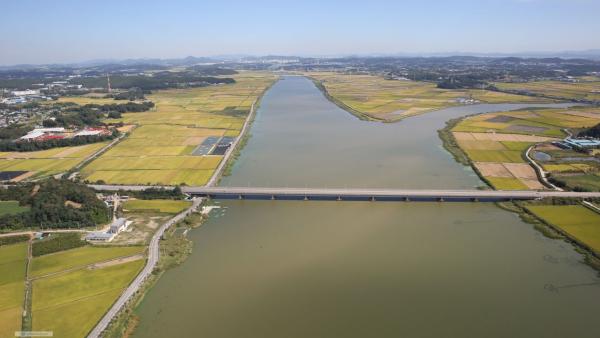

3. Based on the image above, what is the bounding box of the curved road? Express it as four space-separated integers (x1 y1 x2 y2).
87 197 202 338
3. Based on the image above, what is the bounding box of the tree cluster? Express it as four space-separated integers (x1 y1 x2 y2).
128 186 185 200
0 131 118 152
32 233 86 256
578 122 600 139
0 179 111 230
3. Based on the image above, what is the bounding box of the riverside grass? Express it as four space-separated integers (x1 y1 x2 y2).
123 199 191 214
526 205 600 253
81 72 277 185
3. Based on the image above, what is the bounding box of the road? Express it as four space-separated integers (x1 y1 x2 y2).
205 100 257 187
86 197 202 338
88 185 600 201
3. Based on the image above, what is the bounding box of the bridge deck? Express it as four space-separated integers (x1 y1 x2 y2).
179 187 600 202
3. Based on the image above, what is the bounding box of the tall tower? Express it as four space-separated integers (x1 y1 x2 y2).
106 73 112 93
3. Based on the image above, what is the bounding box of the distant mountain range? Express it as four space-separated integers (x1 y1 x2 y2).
2 50 600 70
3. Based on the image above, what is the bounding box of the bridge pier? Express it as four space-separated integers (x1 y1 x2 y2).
238 194 243 200
304 196 309 201
438 197 444 202
337 196 342 201
370 196 376 202
271 195 275 200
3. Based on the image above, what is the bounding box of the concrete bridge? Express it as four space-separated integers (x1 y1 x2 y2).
182 186 600 202
89 185 600 202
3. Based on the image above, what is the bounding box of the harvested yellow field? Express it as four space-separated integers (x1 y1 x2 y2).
308 72 550 121
474 162 543 190
474 163 513 177
453 108 600 137
503 163 537 179
452 132 555 143
82 72 277 185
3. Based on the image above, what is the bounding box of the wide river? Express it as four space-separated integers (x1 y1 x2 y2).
134 76 600 338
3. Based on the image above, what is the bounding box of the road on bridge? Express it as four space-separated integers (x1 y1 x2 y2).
88 185 600 201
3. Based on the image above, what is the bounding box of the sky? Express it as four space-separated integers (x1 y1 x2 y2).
1 0 600 65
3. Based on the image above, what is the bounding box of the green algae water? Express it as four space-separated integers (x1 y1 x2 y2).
133 76 599 338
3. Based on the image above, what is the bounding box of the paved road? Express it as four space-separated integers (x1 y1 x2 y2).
88 185 600 201
87 197 202 338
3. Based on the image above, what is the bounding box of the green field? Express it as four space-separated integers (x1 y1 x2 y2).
526 205 600 253
308 72 552 121
486 177 529 190
558 174 600 192
30 246 144 278
32 260 144 338
464 149 524 163
0 201 29 216
123 199 191 214
0 243 28 338
81 72 277 185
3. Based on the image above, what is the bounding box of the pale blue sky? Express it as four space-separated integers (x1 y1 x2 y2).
1 0 599 65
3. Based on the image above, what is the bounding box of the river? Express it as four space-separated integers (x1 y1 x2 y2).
133 76 600 338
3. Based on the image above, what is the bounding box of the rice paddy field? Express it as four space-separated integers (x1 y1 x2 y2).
450 107 600 190
30 246 144 278
30 245 145 338
81 72 277 185
526 205 600 253
0 142 109 181
54 96 120 105
493 78 600 102
308 73 552 121
0 242 27 338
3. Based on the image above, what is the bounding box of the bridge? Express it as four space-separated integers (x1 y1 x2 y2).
90 185 600 202
183 187 600 202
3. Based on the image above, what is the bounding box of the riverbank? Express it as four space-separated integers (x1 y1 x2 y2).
308 76 382 122
131 77 600 338
439 108 600 272
101 209 207 338
218 78 279 181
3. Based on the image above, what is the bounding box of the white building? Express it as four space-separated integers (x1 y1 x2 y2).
11 89 40 96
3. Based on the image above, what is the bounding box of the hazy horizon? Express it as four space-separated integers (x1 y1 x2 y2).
2 0 600 65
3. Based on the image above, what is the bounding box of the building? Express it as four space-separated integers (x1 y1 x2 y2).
11 89 40 97
108 217 131 234
563 137 600 149
85 217 131 242
19 127 66 141
85 231 116 242
74 128 110 137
